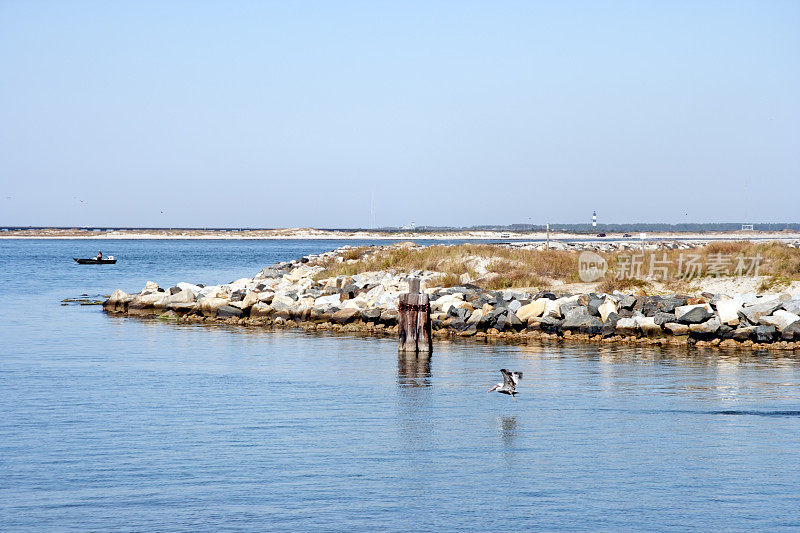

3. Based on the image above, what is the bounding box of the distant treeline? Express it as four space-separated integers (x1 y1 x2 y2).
369 223 800 233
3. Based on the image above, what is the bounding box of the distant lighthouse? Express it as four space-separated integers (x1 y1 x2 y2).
592 211 597 229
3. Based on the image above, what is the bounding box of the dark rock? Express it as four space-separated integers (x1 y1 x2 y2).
536 316 562 334
732 326 756 341
559 301 582 317
217 305 243 318
230 289 245 302
562 309 603 336
505 311 524 330
754 325 776 343
299 256 310 263
617 295 636 310
169 286 181 295
718 324 735 339
340 284 359 300
587 297 605 317
701 292 715 300
653 312 675 326
781 321 800 341
617 308 634 318
658 296 687 313
678 307 714 324
601 313 619 337
641 297 661 317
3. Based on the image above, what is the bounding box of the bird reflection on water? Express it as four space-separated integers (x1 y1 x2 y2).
498 416 518 448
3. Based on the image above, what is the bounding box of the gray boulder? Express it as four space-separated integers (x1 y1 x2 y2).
754 325 777 343
676 305 714 324
689 319 720 335
738 300 782 325
653 312 676 326
658 296 687 313
217 305 243 318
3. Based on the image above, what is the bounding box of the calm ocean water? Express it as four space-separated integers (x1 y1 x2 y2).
1 239 799 531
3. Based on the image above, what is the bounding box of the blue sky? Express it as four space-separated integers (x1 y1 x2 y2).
1 1 798 228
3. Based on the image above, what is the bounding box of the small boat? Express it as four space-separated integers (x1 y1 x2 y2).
73 257 117 264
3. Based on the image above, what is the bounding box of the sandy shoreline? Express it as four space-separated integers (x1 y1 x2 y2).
2 228 800 241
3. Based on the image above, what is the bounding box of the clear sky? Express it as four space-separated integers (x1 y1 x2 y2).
1 1 798 228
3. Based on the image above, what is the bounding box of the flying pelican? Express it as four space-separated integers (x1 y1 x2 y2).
488 369 522 400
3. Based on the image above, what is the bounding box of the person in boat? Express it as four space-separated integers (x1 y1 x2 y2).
95 250 102 260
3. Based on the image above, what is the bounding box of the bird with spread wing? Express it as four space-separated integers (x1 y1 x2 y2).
488 369 522 400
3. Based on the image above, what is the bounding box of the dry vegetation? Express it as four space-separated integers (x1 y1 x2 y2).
312 241 800 292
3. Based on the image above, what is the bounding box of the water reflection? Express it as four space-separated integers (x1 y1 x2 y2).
397 353 432 388
498 416 517 448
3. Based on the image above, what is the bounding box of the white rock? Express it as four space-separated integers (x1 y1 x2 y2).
715 296 743 326
760 310 800 332
467 308 485 324
616 317 638 336
314 294 341 307
598 299 618 322
517 299 547 322
142 281 160 294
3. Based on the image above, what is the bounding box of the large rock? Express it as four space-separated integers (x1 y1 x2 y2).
732 326 757 340
103 289 135 312
658 296 687 313
689 318 720 335
250 302 272 317
653 312 675 326
587 296 605 317
176 282 203 296
782 298 800 316
754 325 776 343
715 296 743 326
598 299 618 322
198 297 229 317
638 317 662 337
142 281 160 294
496 311 524 331
467 308 485 325
529 316 562 334
314 294 341 308
615 317 638 336
561 308 603 335
759 309 800 332
270 295 296 312
781 321 800 341
516 299 547 322
360 308 382 322
601 313 619 337
675 304 714 324
332 308 360 324
738 299 782 325
165 289 195 306
217 305 243 318
664 323 690 336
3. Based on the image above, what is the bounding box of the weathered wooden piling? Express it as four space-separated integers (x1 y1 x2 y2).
398 277 432 353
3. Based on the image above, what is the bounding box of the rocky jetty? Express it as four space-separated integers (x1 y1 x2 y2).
103 249 800 351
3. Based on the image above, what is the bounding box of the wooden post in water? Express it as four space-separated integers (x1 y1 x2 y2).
398 277 432 353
